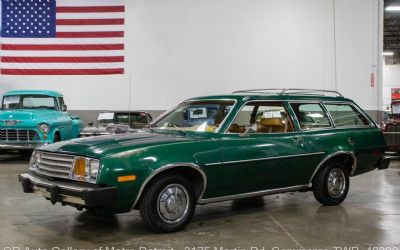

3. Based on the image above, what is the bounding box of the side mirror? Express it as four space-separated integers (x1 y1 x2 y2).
62 104 67 111
88 122 94 126
239 126 256 137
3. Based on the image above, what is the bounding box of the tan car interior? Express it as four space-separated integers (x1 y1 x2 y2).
228 105 294 134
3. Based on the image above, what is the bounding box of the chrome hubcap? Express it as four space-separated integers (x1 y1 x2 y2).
327 168 346 198
157 184 189 224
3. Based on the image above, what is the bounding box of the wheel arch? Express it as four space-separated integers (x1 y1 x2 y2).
309 151 357 185
132 163 207 209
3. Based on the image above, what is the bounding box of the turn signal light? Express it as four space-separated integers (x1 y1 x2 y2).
74 158 86 178
117 175 136 182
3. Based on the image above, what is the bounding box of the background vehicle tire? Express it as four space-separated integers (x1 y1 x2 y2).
312 161 350 206
139 173 196 233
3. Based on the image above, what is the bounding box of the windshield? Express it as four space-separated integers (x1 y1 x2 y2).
2 95 58 110
97 112 149 128
152 100 235 133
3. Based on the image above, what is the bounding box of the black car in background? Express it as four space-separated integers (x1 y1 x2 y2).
79 111 153 137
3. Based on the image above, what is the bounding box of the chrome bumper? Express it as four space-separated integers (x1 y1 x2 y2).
0 142 47 150
19 172 118 208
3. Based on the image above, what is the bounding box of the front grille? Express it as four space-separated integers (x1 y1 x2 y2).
0 129 36 141
36 152 75 179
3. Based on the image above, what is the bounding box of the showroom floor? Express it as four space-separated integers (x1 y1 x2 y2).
1 153 399 249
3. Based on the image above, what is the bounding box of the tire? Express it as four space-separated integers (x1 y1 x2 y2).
312 161 350 206
139 173 196 233
53 133 61 143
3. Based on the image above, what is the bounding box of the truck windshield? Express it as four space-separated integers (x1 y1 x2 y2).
2 95 58 110
151 100 235 133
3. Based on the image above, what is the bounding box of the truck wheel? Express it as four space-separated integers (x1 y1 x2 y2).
139 174 196 233
312 161 350 206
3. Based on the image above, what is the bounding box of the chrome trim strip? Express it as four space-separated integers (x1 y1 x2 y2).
198 184 308 204
204 151 325 166
131 162 208 209
308 151 357 184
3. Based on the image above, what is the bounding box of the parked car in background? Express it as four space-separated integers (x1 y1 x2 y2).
79 111 153 137
0 90 83 152
19 89 389 233
381 100 400 152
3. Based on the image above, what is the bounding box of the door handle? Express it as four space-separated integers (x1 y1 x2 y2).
292 136 304 144
348 137 355 145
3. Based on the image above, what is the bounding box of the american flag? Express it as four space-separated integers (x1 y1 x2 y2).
0 0 125 75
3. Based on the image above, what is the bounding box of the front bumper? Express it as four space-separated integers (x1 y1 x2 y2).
376 156 391 170
0 142 47 150
19 172 118 208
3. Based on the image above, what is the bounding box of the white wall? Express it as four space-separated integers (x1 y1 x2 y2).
383 64 400 110
0 0 382 111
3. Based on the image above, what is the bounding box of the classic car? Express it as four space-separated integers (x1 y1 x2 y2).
19 89 389 233
0 90 83 152
79 111 152 137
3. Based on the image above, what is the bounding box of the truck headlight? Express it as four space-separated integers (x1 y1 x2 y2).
72 157 100 183
38 123 50 134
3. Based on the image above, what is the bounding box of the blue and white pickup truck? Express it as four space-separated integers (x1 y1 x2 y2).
0 90 83 151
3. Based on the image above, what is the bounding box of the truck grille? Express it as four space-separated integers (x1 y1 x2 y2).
36 152 75 179
0 129 36 141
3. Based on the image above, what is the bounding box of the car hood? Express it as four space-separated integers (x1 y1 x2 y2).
39 131 207 158
0 109 61 127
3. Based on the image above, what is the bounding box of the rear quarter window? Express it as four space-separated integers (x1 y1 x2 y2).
324 103 370 127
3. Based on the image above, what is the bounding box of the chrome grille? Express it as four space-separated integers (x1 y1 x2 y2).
36 152 75 179
0 129 36 141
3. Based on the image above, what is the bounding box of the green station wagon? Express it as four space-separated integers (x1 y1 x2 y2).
19 89 390 232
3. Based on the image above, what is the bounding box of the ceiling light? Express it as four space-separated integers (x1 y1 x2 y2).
385 6 400 12
383 51 394 56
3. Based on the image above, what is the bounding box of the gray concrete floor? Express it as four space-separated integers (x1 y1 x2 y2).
1 153 400 249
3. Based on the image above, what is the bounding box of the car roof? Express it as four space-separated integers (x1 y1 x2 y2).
3 90 63 97
99 110 150 114
185 89 353 103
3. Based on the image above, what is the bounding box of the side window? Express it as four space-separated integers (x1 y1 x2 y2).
290 103 332 130
228 102 294 134
59 97 65 111
324 103 370 127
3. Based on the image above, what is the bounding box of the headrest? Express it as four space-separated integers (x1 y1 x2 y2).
260 118 283 126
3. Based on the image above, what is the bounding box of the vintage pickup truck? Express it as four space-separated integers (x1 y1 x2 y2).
0 90 83 151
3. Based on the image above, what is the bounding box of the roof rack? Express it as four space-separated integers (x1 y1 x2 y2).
232 88 343 97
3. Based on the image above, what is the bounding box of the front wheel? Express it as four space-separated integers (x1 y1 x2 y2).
139 174 196 233
312 161 350 206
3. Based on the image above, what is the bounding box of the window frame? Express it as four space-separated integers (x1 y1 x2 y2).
224 100 297 134
321 101 374 129
288 101 334 131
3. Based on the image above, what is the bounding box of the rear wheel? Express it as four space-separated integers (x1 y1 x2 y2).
312 161 350 206
139 174 196 233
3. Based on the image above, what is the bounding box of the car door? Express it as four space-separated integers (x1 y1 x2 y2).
217 101 322 197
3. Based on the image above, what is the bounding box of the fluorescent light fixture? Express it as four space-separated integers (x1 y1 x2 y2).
385 6 400 11
383 51 394 56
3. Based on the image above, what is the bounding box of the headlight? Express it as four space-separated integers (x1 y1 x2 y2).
72 157 100 183
28 151 39 170
38 123 50 134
